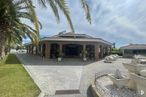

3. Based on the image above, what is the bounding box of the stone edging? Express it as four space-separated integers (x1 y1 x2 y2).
90 84 101 97
38 92 45 97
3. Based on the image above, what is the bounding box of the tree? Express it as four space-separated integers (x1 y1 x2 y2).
0 0 91 59
0 0 40 59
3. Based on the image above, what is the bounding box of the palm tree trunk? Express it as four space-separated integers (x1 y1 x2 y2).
0 30 6 59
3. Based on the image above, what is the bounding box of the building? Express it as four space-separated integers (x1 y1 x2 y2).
26 32 112 60
120 44 146 57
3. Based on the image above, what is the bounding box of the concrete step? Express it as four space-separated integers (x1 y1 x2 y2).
44 94 83 97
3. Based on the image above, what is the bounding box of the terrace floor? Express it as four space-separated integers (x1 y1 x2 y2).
16 53 131 97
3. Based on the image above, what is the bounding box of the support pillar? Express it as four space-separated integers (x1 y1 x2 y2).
59 44 63 57
100 45 104 58
34 46 36 55
45 42 50 59
95 44 99 60
83 44 87 59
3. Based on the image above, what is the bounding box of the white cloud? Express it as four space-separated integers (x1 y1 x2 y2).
23 0 146 48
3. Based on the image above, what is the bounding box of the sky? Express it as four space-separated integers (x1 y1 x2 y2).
23 0 146 48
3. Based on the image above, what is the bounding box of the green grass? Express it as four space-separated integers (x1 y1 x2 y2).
0 54 40 97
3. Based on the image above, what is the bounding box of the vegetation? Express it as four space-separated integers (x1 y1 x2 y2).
111 48 122 56
0 0 41 59
0 54 40 97
0 0 91 59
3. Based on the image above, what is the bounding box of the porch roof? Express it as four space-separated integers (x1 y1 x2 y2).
120 44 146 50
41 37 112 45
25 32 112 46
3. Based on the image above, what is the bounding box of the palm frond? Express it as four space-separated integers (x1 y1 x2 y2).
46 0 60 22
37 0 47 8
81 0 91 24
25 0 40 42
55 0 75 32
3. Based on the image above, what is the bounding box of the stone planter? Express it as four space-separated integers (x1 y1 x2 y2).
108 74 130 88
123 63 146 74
83 57 87 61
130 73 146 97
136 64 146 74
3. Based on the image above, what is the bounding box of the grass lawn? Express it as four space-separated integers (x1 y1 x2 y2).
0 54 40 97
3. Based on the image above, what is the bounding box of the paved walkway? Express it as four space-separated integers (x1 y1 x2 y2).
16 53 131 97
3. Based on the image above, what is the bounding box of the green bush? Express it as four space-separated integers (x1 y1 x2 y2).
111 48 122 56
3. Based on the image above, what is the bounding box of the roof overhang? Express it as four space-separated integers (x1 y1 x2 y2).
41 37 112 46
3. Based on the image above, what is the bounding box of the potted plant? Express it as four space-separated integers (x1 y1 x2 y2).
57 51 62 62
57 56 62 62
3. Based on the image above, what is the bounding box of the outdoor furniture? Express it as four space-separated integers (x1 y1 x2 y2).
139 59 146 64
134 55 146 59
134 55 146 64
104 57 113 63
104 55 119 63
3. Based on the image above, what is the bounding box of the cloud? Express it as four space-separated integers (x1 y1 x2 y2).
23 0 146 48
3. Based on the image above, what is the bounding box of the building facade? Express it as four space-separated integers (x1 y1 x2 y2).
120 44 146 58
26 32 112 60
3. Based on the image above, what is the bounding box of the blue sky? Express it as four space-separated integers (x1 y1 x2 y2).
23 0 146 48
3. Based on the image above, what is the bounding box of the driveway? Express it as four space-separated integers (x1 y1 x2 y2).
16 53 131 97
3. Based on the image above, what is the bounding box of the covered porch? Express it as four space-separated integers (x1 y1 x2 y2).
26 41 111 61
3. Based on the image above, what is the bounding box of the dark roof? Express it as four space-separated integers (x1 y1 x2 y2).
120 44 146 50
40 32 112 45
52 32 93 38
25 32 112 46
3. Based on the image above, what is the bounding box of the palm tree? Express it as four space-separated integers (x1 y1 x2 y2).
0 0 41 59
0 0 91 59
